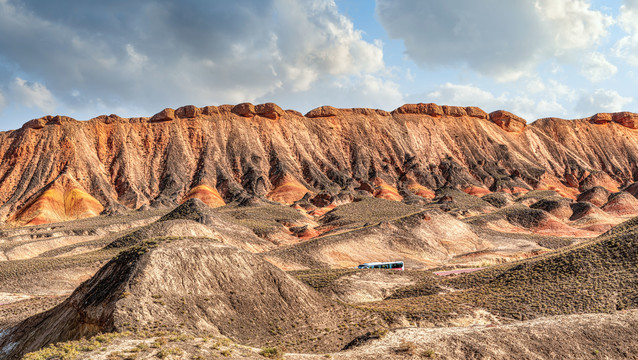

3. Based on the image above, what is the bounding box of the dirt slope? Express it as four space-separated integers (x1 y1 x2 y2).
265 207 486 270
0 238 379 359
332 310 638 360
107 198 276 253
19 302 638 359
361 215 638 325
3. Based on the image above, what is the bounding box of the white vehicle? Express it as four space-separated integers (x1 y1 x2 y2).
356 261 404 270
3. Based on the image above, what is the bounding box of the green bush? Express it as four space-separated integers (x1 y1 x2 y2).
259 346 284 358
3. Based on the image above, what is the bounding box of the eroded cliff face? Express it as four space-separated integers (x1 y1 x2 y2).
1 103 638 225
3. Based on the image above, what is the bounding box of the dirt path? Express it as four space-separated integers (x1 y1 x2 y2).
0 292 31 306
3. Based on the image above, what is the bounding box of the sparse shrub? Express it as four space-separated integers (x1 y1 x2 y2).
106 352 124 360
128 342 149 353
259 346 284 358
23 342 80 360
422 349 436 358
151 337 169 348
220 349 232 357
370 327 388 339
156 347 183 359
394 340 417 355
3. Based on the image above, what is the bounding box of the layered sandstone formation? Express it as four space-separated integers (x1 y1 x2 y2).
2 103 638 225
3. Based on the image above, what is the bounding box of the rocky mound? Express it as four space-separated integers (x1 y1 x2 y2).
529 196 573 220
0 239 374 359
105 218 273 254
577 186 610 207
480 191 515 208
469 204 592 237
156 198 310 248
515 190 561 206
602 191 638 216
434 187 495 215
568 201 619 233
265 207 485 270
579 171 620 193
570 201 608 221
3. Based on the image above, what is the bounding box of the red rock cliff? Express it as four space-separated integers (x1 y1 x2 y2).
1 103 638 225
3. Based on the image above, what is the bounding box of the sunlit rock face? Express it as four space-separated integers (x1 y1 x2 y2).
2 103 638 225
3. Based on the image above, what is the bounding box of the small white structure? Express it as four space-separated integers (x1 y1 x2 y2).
356 261 404 270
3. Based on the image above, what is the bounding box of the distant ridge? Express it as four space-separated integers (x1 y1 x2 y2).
2 102 638 225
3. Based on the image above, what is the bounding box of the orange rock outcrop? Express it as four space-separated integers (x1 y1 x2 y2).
612 112 638 129
11 174 103 225
305 106 339 118
182 185 226 208
489 110 526 132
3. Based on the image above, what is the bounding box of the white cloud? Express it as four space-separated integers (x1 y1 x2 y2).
405 68 415 82
426 82 572 121
427 83 499 108
535 0 612 55
0 90 5 113
0 0 389 119
580 52 617 82
525 76 547 94
125 44 148 70
10 77 56 113
614 0 638 66
276 0 384 76
618 0 638 33
575 89 633 115
376 0 612 81
355 74 404 106
262 73 404 113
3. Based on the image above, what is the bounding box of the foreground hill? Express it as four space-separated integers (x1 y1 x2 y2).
333 310 638 360
18 310 638 359
0 237 380 359
2 103 638 225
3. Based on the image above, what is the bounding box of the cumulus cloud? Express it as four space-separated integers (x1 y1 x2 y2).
10 78 56 113
614 0 638 66
0 90 5 113
580 52 618 82
427 83 499 108
376 0 612 81
426 82 572 120
263 73 404 112
0 0 393 119
536 1 612 55
575 89 633 115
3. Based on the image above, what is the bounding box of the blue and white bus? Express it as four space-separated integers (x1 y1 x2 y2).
356 261 404 270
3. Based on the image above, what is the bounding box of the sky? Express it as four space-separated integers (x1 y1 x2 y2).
0 0 636 131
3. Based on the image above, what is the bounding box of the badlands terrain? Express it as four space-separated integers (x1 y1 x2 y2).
0 103 638 358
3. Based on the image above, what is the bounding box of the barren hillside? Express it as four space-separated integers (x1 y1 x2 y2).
2 103 638 226
0 237 381 359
